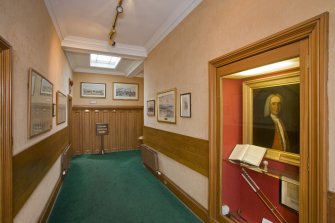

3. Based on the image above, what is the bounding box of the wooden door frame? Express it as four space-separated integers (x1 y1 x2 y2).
208 13 328 223
0 36 13 223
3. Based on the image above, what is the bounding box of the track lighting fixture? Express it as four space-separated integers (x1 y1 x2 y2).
109 0 123 46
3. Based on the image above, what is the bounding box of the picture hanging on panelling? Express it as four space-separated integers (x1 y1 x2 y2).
180 93 191 118
113 82 139 100
80 82 106 98
157 89 176 124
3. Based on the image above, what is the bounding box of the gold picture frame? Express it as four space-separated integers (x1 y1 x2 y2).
56 91 67 125
243 71 300 166
157 89 176 124
28 68 53 138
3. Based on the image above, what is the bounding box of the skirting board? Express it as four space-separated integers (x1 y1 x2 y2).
144 164 208 222
38 175 63 223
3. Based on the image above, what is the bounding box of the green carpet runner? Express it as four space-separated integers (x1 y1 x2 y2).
48 150 202 223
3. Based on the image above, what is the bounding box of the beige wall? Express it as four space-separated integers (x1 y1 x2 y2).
73 72 144 106
144 0 335 205
0 0 72 222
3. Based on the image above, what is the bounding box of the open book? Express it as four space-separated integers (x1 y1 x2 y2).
228 144 267 167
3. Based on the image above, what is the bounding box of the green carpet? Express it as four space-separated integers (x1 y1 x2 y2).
48 150 202 223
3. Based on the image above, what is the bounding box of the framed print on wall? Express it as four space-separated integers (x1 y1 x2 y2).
147 100 155 116
180 93 191 118
28 68 53 138
113 82 139 100
157 89 176 124
243 71 300 166
80 82 106 98
56 91 67 125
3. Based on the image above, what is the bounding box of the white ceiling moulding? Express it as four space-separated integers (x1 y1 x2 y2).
44 0 65 40
144 0 203 52
62 36 148 59
126 61 144 77
73 67 126 76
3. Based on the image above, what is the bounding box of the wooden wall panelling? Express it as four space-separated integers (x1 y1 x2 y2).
143 126 209 176
13 127 69 215
119 110 128 150
71 106 144 155
110 110 119 150
102 110 110 152
72 110 82 155
82 110 91 154
92 110 101 153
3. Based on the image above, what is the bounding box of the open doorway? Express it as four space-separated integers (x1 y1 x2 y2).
0 36 13 222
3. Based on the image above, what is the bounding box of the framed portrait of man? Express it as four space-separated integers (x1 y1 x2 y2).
243 71 300 166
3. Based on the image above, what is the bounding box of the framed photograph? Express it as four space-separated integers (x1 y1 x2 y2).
147 100 155 116
243 71 300 166
280 176 299 212
40 78 53 95
28 68 53 138
113 82 139 100
56 91 67 125
80 82 106 98
180 93 191 118
157 89 176 123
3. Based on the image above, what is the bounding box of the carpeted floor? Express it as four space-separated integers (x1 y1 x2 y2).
48 150 202 223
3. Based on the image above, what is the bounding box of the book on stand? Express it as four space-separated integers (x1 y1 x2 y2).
228 144 267 167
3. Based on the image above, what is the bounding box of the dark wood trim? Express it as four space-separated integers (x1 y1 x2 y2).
72 105 143 110
143 126 209 177
329 191 335 223
145 165 208 223
0 36 12 223
38 175 63 223
208 13 328 223
13 127 69 216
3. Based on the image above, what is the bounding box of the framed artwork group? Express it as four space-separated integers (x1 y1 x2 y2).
146 89 192 124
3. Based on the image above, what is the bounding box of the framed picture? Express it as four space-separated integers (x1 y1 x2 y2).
80 82 106 98
180 93 191 118
147 100 155 116
243 71 300 166
280 176 299 212
28 68 53 138
56 91 67 125
157 89 176 123
113 82 139 100
40 78 53 95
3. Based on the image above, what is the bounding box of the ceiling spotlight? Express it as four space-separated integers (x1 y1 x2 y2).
116 5 123 13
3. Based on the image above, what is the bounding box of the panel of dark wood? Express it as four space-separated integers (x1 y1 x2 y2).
143 126 209 177
72 106 143 155
13 127 69 216
329 191 335 223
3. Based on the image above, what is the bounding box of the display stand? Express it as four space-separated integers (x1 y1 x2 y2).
96 123 109 154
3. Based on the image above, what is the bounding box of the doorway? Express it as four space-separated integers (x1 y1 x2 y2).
0 36 13 223
208 13 328 223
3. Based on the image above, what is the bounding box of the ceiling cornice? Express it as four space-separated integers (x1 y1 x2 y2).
126 61 144 77
44 0 65 40
62 36 147 59
144 0 202 53
73 67 126 76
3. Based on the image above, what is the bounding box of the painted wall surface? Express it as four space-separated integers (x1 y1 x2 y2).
144 0 335 200
73 72 144 106
0 0 72 221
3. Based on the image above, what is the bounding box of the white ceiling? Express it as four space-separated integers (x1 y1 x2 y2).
44 0 202 77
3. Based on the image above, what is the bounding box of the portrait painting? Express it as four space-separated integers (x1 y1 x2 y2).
243 72 300 163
